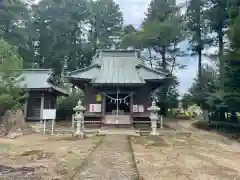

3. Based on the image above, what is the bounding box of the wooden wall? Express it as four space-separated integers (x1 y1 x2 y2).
84 84 98 112
26 91 57 121
133 86 152 110
77 84 155 127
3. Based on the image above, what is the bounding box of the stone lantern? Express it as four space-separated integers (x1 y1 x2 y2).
73 99 86 138
147 100 160 136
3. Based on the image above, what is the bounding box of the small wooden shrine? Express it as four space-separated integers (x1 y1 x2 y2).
67 49 169 127
18 69 68 121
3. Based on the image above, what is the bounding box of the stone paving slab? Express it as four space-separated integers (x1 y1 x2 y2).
73 135 139 180
98 129 139 136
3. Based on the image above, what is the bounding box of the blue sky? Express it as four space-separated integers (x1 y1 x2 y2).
114 0 197 96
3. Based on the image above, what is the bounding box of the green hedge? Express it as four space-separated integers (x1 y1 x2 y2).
56 92 83 120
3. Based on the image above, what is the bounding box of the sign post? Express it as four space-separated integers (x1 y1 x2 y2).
42 109 56 135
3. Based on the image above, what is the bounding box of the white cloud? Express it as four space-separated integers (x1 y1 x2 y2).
114 0 151 28
115 0 188 27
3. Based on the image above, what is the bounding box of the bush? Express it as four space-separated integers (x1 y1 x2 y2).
56 92 83 120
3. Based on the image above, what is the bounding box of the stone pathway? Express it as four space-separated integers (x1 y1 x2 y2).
73 135 139 180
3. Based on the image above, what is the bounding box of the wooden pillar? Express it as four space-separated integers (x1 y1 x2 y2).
24 97 28 119
130 92 134 124
53 95 57 109
40 93 44 120
84 83 89 112
102 93 106 124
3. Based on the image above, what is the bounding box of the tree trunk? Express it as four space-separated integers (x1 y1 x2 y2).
0 109 32 137
198 48 202 89
148 48 153 69
203 109 209 122
218 32 224 87
160 47 168 116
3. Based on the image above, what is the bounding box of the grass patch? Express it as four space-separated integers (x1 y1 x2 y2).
0 144 12 153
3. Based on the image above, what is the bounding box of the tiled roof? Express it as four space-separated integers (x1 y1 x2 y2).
67 49 168 84
17 69 68 95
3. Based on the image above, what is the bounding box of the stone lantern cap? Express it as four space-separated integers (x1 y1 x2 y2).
147 100 160 111
73 99 86 112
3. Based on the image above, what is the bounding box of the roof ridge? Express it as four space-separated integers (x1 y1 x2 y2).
96 49 140 53
69 64 101 75
136 64 168 76
20 69 51 71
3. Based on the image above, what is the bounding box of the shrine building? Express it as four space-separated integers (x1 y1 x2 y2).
17 69 68 121
66 49 169 127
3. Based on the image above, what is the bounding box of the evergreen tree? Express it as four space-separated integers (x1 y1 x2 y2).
0 0 29 58
207 0 228 85
224 14 240 111
186 0 211 115
89 0 123 51
0 39 24 116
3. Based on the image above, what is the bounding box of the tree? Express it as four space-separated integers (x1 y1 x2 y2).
144 0 177 23
186 0 211 118
0 0 124 80
0 0 29 56
28 0 91 73
206 0 229 98
181 93 194 110
123 25 137 35
122 0 185 72
89 0 123 51
56 92 83 120
143 0 184 115
121 0 186 115
224 14 240 111
0 39 30 136
166 77 180 109
0 39 24 116
183 65 217 114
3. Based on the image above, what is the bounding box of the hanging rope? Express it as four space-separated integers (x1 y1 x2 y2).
103 92 133 102
103 91 133 117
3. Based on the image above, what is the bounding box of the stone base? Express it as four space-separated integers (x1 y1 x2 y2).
74 131 85 138
150 131 159 136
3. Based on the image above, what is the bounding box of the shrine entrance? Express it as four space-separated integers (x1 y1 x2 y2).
105 93 131 115
103 91 133 125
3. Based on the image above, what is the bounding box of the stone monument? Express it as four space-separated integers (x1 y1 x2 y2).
147 100 160 135
73 99 86 138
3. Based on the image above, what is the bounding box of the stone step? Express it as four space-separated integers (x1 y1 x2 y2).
104 115 131 124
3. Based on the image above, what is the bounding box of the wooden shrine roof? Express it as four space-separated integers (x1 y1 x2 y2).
17 69 68 95
67 49 169 85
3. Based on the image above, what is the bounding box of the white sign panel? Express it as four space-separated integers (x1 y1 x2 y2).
138 105 144 112
132 105 138 112
43 109 56 119
89 104 102 112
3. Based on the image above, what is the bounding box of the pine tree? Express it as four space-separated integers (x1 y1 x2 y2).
224 14 240 111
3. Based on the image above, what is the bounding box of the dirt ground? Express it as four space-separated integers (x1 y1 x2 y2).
1 120 240 180
131 120 240 180
0 133 102 180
